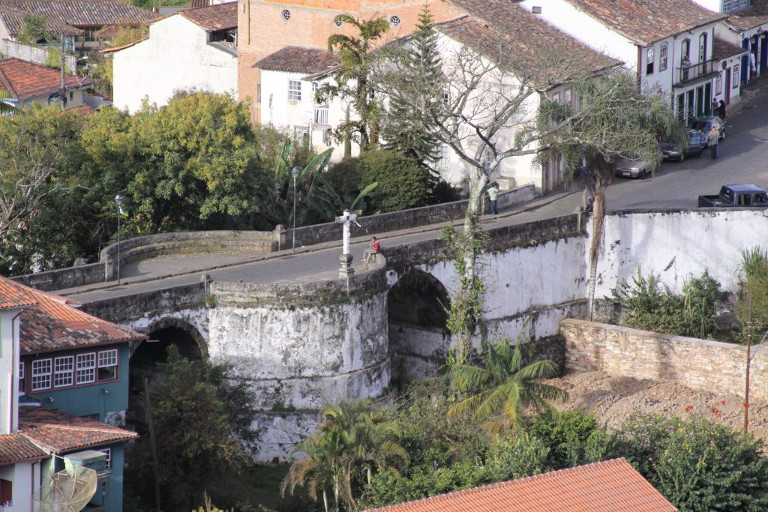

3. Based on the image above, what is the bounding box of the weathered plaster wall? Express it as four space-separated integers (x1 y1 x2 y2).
594 209 768 299
208 270 390 411
561 318 768 400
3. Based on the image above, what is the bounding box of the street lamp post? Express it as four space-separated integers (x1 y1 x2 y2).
292 166 300 252
115 195 124 285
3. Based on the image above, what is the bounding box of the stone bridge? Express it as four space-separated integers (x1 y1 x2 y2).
14 186 768 460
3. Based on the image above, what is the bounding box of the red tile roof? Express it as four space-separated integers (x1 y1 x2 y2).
559 0 725 46
19 407 137 453
0 6 83 36
181 1 236 31
0 58 92 101
0 0 157 26
0 277 37 309
437 9 621 90
0 276 145 355
365 459 677 512
713 37 748 61
255 46 340 74
0 432 48 466
727 0 768 31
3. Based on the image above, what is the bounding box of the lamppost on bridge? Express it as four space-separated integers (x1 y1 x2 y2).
115 194 124 285
336 209 359 279
292 166 301 252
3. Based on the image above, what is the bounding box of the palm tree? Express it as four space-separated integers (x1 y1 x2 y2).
320 15 390 153
448 338 567 436
283 399 407 511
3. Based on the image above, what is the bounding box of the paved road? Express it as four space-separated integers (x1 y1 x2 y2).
62 81 768 304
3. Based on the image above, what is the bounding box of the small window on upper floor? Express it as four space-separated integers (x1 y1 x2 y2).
646 46 655 75
288 80 302 102
659 43 668 72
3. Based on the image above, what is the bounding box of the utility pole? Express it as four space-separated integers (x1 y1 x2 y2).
744 296 753 434
60 33 65 107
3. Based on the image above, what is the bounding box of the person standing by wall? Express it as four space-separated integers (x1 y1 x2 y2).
708 125 719 159
486 182 499 215
718 99 726 120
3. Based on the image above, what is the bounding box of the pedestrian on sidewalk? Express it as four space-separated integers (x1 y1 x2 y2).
708 126 719 159
718 99 726 120
487 182 499 215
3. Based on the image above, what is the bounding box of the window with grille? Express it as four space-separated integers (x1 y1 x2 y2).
76 353 96 384
32 359 52 391
734 64 741 88
288 80 302 102
54 356 74 388
98 349 118 381
660 43 668 72
99 448 112 469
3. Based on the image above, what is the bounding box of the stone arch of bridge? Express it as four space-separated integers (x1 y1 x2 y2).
387 268 452 383
131 317 207 364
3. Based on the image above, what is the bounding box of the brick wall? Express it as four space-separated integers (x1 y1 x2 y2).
560 318 768 401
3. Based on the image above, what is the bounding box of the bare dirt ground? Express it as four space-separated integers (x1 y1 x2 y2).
545 371 768 441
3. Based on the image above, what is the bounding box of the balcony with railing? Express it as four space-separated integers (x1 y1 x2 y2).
313 107 329 125
674 58 718 87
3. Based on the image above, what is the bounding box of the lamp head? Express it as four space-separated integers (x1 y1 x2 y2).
292 166 301 180
115 194 124 206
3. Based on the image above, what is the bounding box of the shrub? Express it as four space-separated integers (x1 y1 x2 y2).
526 410 608 469
737 247 768 340
608 414 768 511
612 268 721 339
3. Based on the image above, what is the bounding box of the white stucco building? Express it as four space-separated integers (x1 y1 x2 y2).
256 2 619 193
519 0 746 121
109 1 237 113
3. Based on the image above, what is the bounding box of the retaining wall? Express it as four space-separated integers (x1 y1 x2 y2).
560 318 768 401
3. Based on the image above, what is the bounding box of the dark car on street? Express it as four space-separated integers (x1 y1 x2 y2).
661 129 707 161
689 116 725 145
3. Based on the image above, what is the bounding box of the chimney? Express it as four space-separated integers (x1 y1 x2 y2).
0 310 22 435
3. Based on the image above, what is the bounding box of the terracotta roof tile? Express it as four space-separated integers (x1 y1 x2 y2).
437 8 621 90
364 459 677 512
0 6 83 36
0 277 37 309
0 276 145 355
0 0 158 26
181 1 236 31
559 0 725 46
255 46 340 74
0 433 48 466
19 407 137 453
64 103 97 115
713 37 748 60
727 0 768 31
0 58 91 101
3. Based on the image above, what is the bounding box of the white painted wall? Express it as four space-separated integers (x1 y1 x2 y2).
0 460 38 511
112 15 237 113
0 309 21 436
520 0 638 69
259 69 351 161
595 209 768 300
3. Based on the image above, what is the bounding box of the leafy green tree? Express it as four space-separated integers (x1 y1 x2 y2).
381 6 442 174
125 91 266 233
526 410 607 469
0 105 84 274
448 337 566 435
124 346 260 511
17 14 55 44
320 15 390 154
608 414 768 511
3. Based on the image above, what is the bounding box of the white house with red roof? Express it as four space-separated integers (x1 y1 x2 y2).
0 57 93 112
108 1 237 113
519 0 747 122
0 277 143 512
255 2 620 193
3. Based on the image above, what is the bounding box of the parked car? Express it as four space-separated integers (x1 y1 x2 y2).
698 184 768 207
661 129 706 161
614 155 657 179
689 116 725 144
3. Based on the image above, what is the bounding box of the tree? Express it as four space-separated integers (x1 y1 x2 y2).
536 72 683 317
381 6 442 173
447 336 567 436
17 14 54 45
282 399 407 512
319 15 390 155
0 105 84 274
124 346 260 511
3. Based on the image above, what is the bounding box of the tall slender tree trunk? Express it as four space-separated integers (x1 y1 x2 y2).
323 490 329 512
587 167 607 320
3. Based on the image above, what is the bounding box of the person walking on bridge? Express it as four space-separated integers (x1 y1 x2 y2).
486 182 499 215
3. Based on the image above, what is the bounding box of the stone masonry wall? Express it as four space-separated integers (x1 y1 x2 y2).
560 318 768 401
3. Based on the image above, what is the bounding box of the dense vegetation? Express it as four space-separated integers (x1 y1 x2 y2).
0 94 455 277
